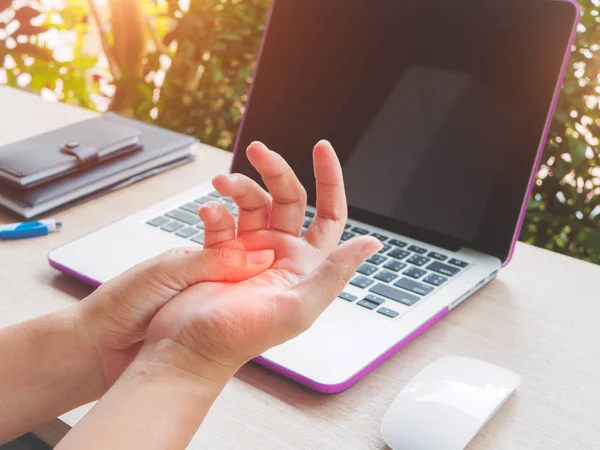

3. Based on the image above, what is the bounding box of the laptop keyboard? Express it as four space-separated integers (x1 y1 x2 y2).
145 190 471 320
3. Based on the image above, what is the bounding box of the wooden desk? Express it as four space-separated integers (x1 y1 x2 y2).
1 87 600 449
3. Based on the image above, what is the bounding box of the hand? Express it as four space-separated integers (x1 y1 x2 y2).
74 237 276 393
141 140 382 381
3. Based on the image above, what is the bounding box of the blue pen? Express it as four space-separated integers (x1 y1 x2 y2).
0 219 63 240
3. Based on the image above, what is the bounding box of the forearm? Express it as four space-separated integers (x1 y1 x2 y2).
56 339 233 450
0 305 103 443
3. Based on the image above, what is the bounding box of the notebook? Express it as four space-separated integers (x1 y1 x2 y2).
0 94 197 218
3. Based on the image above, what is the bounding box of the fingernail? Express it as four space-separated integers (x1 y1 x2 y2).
359 240 383 260
247 249 275 265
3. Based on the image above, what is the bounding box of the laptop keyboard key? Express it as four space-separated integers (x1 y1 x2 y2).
374 270 398 283
370 283 420 306
357 299 379 310
403 267 427 279
423 273 448 286
389 239 407 248
384 260 407 272
160 221 184 232
196 195 215 204
388 248 410 260
408 245 427 254
352 227 369 235
166 209 200 225
428 251 448 261
367 254 387 265
303 218 312 228
357 264 378 276
175 227 198 238
344 223 352 229
364 294 385 305
406 254 430 267
394 277 434 296
190 233 204 244
448 258 469 268
209 191 221 198
305 211 315 218
341 231 356 241
181 202 201 214
146 216 169 227
371 233 388 242
427 261 460 277
379 244 391 254
377 307 399 318
338 292 357 302
350 276 375 289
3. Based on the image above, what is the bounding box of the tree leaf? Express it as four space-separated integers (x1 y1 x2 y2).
584 229 600 260
13 43 53 61
554 110 568 123
217 33 241 41
554 158 570 179
527 199 544 211
15 23 47 37
163 27 178 46
0 0 12 14
14 5 41 23
211 57 223 83
570 139 587 168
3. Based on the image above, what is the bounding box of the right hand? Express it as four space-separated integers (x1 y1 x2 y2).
140 140 382 381
75 240 275 394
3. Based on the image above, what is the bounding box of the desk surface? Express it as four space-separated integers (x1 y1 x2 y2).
1 87 600 449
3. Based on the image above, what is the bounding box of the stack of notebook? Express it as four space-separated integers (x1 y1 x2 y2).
0 105 197 218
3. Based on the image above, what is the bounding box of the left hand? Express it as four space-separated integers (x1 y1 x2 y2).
140 140 381 381
74 240 275 394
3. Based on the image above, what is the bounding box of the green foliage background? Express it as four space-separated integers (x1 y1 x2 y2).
521 0 600 264
1 0 599 264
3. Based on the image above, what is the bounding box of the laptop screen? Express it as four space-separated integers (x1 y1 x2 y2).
231 0 577 261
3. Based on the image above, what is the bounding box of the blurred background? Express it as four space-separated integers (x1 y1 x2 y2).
0 0 598 264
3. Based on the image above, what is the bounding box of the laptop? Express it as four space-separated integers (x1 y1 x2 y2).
49 0 579 393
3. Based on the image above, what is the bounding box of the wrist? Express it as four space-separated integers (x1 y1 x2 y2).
129 338 238 389
69 304 110 398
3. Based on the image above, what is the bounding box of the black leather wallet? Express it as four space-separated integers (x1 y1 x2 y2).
0 116 142 188
0 113 196 218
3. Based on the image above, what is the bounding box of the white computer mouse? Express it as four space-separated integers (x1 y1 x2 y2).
381 355 521 450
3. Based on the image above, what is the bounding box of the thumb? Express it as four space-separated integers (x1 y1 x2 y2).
290 236 382 324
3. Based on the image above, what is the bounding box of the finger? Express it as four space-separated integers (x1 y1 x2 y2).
122 247 275 297
246 142 307 236
282 237 382 329
212 173 272 235
304 140 347 252
199 201 236 248
150 247 275 289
